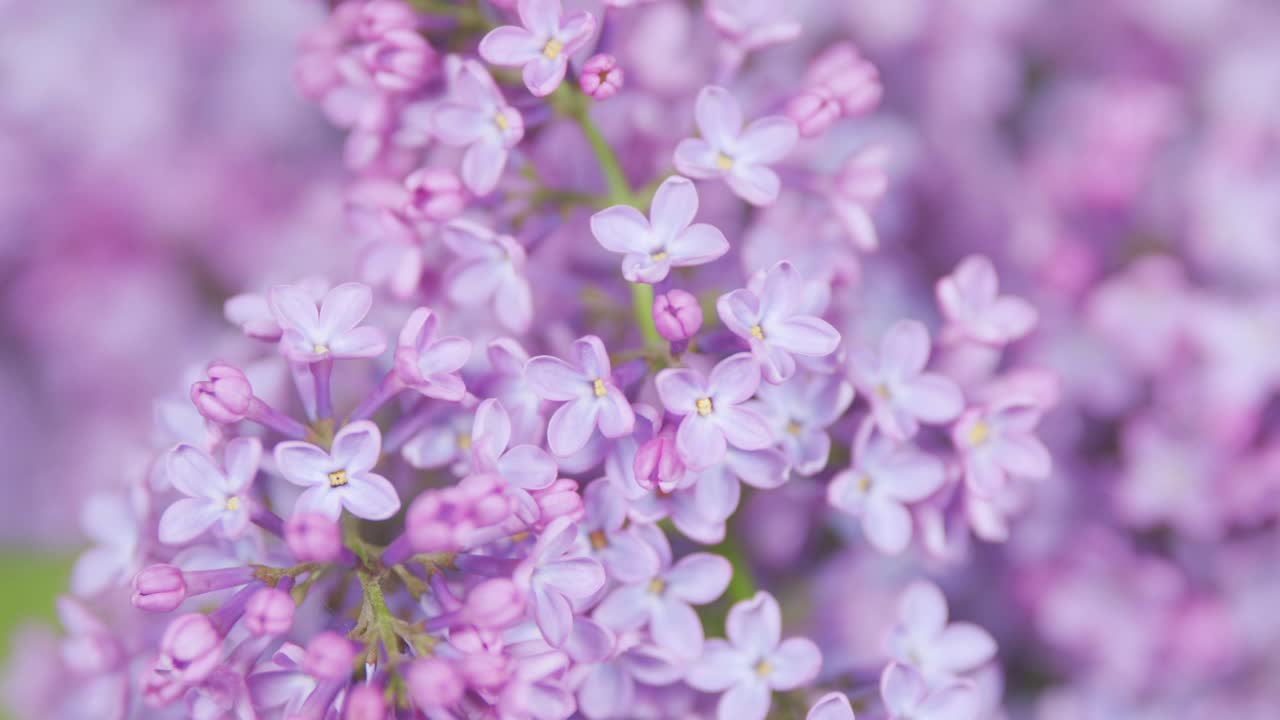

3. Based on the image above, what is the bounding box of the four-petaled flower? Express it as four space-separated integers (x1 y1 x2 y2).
936 255 1038 346
755 371 854 476
159 437 260 545
881 663 980 720
579 479 660 584
526 335 636 457
394 307 472 401
268 282 387 363
442 219 534 333
847 320 964 440
470 398 559 522
511 517 607 647
952 397 1052 497
655 352 774 470
888 581 997 686
674 86 798 206
431 59 525 195
479 0 596 97
718 261 842 384
589 175 729 284
688 591 823 720
274 421 401 521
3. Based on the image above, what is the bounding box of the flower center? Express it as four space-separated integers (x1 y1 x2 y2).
715 152 734 170
457 432 472 451
589 530 609 550
592 378 608 397
494 113 510 131
786 421 802 436
749 324 765 340
327 470 349 488
225 496 240 512
312 343 330 355
696 397 713 416
855 474 872 493
754 659 773 677
651 250 668 262
647 578 666 595
967 421 990 446
542 39 563 60
874 383 892 400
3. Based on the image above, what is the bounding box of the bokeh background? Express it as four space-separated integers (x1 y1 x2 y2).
3 0 1280 717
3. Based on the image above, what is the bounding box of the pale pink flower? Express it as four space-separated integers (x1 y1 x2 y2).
479 0 597 97
674 86 798 206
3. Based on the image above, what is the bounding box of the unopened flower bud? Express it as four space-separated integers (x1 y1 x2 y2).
786 87 842 138
531 478 583 529
404 167 466 221
344 682 388 720
132 564 187 613
356 0 419 41
464 578 525 629
363 29 438 93
305 631 357 681
579 54 624 100
159 613 222 685
653 289 703 342
633 432 685 492
191 362 253 424
406 657 464 709
285 512 344 563
244 587 295 636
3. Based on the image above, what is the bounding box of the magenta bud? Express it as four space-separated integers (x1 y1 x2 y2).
406 657 464 710
132 565 187 613
786 88 842 138
305 631 357 681
191 362 253 424
633 433 685 492
464 579 525 629
653 289 703 342
579 53 624 100
362 29 438 93
344 682 388 719
404 167 466 221
285 513 344 563
356 0 420 41
532 478 583 529
244 588 295 636
159 613 222 685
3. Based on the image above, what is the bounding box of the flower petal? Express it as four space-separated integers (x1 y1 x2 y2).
341 472 401 521
222 437 262 493
880 662 927 715
863 496 912 554
670 223 729 266
273 441 332 487
590 205 653 254
461 137 509 196
592 584 653 631
318 283 372 337
726 163 782 206
522 55 568 97
478 26 542 66
158 498 223 544
166 445 224 500
726 591 780 659
932 623 997 673
897 374 964 424
526 356 589 401
768 316 840 357
767 637 821 690
331 421 382 473
651 597 704 659
718 677 771 720
709 352 762 405
806 692 855 720
716 405 774 451
499 444 558 490
881 320 931 376
650 175 699 240
665 553 731 604
655 367 707 414
686 639 749 692
673 138 722 179
695 86 743 146
737 116 798 165
548 398 600 457
677 415 727 471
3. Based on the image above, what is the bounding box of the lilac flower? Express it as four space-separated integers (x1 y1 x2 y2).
580 479 660 583
394 307 472 401
952 398 1051 497
687 591 823 720
653 289 703 343
889 581 997 685
570 634 683 719
674 86 798 206
589 175 729 283
594 525 731 659
655 352 773 470
268 281 387 362
806 692 855 720
848 320 964 440
880 663 979 720
442 219 533 333
478 0 597 97
158 438 260 545
579 53 623 100
224 276 328 342
483 337 545 446
705 0 802 54
828 423 944 555
274 421 401 521
470 398 559 522
936 256 1038 346
431 59 525 195
755 371 854 475
526 335 636 457
717 261 842 384
692 447 791 522
71 491 144 597
511 517 607 647
401 405 475 473
825 144 890 251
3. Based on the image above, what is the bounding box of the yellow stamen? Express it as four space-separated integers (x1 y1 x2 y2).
968 421 990 447
786 421 802 436
647 578 666 595
542 39 563 60
457 433 472 451
855 474 872 493
651 250 669 262
874 383 892 400
312 343 329 355
715 152 733 170
754 659 773 677
589 530 609 550
494 113 510 131
225 496 241 512
327 470 348 488
749 324 765 340
696 397 713 416
592 378 608 398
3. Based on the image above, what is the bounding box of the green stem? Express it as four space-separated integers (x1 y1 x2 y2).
358 570 402 661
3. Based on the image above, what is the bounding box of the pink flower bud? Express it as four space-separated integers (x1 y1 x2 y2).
159 613 222 685
305 631 357 681
633 432 685 492
404 167 466 222
653 289 703 342
805 43 882 117
406 657 464 709
190 362 253 424
530 478 583 529
786 87 842 138
463 578 525 629
344 682 388 720
579 54 624 100
244 587 295 636
406 473 512 553
363 29 438 93
132 564 187 613
356 0 420 41
285 513 344 563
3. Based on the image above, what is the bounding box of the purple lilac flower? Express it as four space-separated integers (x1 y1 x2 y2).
274 421 401 521
393 306 472 401
526 335 636 457
509 517 607 647
579 479 660 583
755 371 854 476
674 86 799 206
655 352 774 470
848 320 964 441
589 175 729 283
158 438 260 545
936 255 1038 346
881 663 980 720
952 397 1052 497
889 581 997 686
442 219 534 333
479 0 597 97
579 53 623 100
431 59 525 195
268 282 387 362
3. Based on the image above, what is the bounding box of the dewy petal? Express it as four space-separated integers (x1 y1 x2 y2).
726 591 781 658
880 663 928 715
665 553 731 604
158 498 224 544
767 637 822 690
686 639 749 692
672 138 722 179
726 163 782 206
718 677 771 720
166 444 224 500
478 25 542 66
709 353 762 405
273 441 334 487
806 692 856 720
526 356 590 401
518 0 563 37
736 116 799 165
768 316 841 357
897 374 964 424
694 85 744 146
318 283 372 337
654 368 707 415
222 437 262 493
676 415 727 471
590 205 654 254
340 472 402 521
547 398 600 457
499 445 558 490
881 320 931 377
715 405 775 451
932 623 997 673
670 223 729 267
649 175 699 240
651 598 704 659
863 496 912 554
331 421 382 473
523 55 568 97
461 137 509 196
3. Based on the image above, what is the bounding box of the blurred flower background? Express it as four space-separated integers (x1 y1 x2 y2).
2 0 1280 718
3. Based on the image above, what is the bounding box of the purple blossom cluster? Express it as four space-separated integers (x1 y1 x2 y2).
6 0 1280 719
